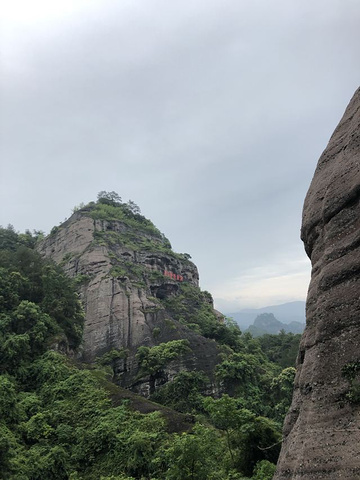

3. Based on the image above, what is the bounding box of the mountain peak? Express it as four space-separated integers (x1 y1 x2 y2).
38 194 224 395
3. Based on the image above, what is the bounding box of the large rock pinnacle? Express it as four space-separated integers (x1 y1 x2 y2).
275 87 360 479
38 205 220 395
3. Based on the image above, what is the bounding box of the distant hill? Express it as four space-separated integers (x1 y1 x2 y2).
246 312 305 337
227 301 306 331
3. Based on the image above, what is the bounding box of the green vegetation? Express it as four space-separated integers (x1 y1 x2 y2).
258 331 302 369
161 283 243 347
85 192 195 264
0 350 169 479
90 195 165 240
152 327 161 339
203 395 281 476
342 361 360 404
0 216 302 479
96 348 129 367
0 229 84 354
269 367 296 421
136 340 191 376
151 371 208 413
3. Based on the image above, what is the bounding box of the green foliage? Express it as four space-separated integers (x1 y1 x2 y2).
97 190 122 205
152 326 161 339
72 202 86 212
0 227 84 351
252 459 276 480
0 349 170 480
0 225 44 251
151 371 208 413
0 223 295 479
162 283 242 347
342 361 360 404
90 199 164 239
92 228 176 273
148 270 166 282
50 225 59 236
110 265 128 278
71 195 198 275
342 360 360 379
270 367 296 422
96 348 128 367
73 273 92 287
157 423 225 480
136 340 191 376
214 336 281 418
60 251 75 266
0 224 19 250
0 300 58 374
0 376 18 423
0 422 17 474
203 395 281 476
258 332 301 369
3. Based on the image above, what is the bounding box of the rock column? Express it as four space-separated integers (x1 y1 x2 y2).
275 87 360 479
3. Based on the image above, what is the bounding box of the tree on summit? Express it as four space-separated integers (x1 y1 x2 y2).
97 191 122 206
126 200 141 215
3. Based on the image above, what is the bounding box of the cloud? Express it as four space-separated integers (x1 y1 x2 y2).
0 0 359 308
214 257 311 311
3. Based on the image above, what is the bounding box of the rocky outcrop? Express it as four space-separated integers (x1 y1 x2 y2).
275 88 360 478
38 204 220 394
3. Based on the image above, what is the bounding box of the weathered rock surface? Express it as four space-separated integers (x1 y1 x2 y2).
38 206 220 394
275 88 360 478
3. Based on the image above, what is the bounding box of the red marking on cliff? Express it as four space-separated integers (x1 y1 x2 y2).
164 270 183 282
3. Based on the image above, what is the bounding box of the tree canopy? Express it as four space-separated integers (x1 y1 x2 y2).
0 223 300 479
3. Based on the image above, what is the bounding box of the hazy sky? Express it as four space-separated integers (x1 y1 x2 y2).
1 0 359 311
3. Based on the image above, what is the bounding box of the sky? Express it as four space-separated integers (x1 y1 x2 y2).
1 0 359 312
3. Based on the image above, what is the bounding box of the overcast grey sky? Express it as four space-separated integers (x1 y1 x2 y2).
1 0 359 311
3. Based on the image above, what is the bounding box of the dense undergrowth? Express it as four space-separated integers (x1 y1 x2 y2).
0 201 301 479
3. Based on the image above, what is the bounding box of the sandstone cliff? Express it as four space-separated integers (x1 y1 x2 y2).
275 87 360 478
38 200 221 395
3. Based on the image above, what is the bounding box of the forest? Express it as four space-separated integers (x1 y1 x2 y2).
0 224 301 480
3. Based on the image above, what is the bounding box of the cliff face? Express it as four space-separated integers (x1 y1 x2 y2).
275 88 360 478
38 203 220 394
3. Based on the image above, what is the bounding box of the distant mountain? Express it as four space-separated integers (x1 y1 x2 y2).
246 313 305 337
227 301 306 330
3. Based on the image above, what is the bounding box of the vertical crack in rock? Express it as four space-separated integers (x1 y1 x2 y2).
109 277 115 348
127 288 131 348
274 87 360 479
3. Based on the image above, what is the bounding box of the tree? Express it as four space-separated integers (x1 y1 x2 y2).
97 191 122 205
258 332 301 368
270 367 296 421
203 395 281 476
151 370 208 413
136 340 191 376
203 395 250 468
126 200 141 215
252 459 276 480
0 225 18 251
159 423 224 480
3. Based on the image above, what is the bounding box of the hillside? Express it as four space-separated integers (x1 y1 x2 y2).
38 193 226 395
246 313 305 337
227 301 305 330
0 195 301 479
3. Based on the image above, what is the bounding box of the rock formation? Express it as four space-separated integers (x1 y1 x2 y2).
38 202 220 395
275 87 360 478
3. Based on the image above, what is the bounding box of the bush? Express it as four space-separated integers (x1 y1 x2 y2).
136 340 191 376
252 460 276 480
